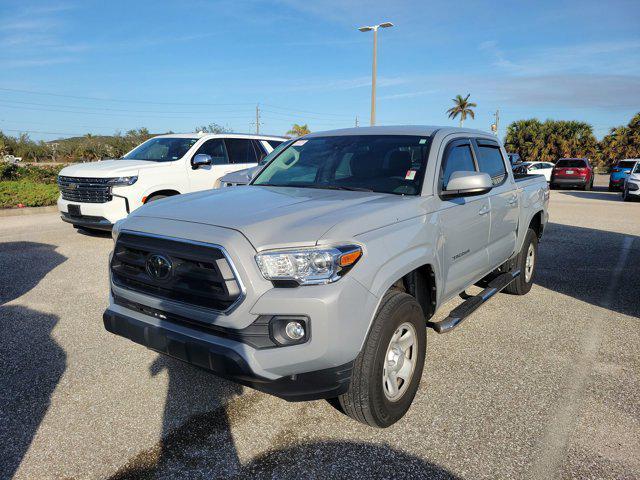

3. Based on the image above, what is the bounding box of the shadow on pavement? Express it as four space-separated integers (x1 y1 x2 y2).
0 242 67 478
535 222 639 318
557 189 624 202
109 384 459 479
0 241 66 305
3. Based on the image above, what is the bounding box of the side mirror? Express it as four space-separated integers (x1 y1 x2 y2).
442 171 493 197
192 154 212 169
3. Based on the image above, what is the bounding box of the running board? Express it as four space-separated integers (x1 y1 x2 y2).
427 269 521 334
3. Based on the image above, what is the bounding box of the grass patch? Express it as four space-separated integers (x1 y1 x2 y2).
0 180 59 208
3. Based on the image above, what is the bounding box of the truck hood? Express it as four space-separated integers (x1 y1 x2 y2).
59 159 167 177
131 185 422 250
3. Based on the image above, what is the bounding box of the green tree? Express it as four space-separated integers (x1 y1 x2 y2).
504 119 597 163
195 123 231 134
598 112 640 168
286 123 311 137
446 94 477 127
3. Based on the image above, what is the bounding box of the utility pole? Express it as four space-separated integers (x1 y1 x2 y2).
491 109 500 135
255 104 261 134
355 115 359 127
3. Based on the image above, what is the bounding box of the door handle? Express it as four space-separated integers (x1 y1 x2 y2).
478 205 490 215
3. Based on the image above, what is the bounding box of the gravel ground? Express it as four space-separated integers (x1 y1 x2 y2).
1 175 639 480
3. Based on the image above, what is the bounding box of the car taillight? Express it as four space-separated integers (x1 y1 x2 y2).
612 168 620 172
578 168 587 174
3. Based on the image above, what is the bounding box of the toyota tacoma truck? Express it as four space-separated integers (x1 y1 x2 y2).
103 126 549 428
56 132 285 231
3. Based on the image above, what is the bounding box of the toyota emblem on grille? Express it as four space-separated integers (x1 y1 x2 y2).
145 254 172 281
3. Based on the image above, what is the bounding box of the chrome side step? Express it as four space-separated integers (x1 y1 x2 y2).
427 269 521 334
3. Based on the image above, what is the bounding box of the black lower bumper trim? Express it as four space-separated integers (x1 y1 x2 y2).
103 308 353 401
61 213 113 230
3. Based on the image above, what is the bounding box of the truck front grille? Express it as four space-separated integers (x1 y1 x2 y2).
58 176 112 203
111 233 243 312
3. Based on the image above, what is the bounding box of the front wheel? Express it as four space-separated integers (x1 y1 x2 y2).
336 290 426 428
504 228 538 295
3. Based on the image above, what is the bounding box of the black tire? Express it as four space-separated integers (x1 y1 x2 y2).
504 228 538 295
336 290 426 428
146 194 168 203
584 180 591 191
608 184 615 192
623 188 631 202
550 183 558 190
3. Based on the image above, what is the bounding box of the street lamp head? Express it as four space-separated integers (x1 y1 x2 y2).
358 26 373 32
379 22 394 28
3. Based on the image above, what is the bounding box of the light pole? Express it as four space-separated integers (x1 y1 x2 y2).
358 22 393 126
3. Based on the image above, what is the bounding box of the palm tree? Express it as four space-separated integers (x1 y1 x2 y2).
446 94 477 127
286 123 311 137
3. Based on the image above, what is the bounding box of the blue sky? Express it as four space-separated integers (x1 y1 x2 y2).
0 0 639 141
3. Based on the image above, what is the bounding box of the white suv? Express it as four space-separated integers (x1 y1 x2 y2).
57 133 285 230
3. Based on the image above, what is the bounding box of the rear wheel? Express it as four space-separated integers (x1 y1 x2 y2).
504 228 538 295
335 290 426 428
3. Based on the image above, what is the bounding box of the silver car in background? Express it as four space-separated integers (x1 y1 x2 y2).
220 139 294 187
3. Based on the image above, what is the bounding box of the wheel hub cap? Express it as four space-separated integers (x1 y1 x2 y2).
525 243 535 282
382 322 418 402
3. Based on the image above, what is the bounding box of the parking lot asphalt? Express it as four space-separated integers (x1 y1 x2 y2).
1 175 639 480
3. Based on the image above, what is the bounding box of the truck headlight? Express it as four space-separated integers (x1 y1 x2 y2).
107 176 138 186
255 245 362 285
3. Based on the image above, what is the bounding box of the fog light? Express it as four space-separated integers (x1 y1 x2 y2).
269 316 309 346
285 321 305 340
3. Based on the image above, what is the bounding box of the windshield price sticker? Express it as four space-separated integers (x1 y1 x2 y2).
419 138 427 144
405 170 417 180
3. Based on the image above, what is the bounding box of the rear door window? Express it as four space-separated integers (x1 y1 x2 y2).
224 138 259 164
476 141 508 185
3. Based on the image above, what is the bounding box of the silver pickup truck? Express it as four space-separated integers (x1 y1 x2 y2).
104 126 549 427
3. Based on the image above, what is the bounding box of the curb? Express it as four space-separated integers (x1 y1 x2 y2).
0 205 58 217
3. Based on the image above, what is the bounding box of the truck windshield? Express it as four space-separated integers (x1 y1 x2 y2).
252 135 431 195
259 139 294 166
122 137 198 162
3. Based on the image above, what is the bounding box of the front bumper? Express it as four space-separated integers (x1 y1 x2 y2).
57 194 129 226
103 308 353 401
60 212 113 230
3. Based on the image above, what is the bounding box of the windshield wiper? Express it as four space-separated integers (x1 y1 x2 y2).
255 183 373 192
324 185 374 192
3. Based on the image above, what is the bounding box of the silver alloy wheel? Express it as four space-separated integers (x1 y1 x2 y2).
382 322 418 402
525 242 535 283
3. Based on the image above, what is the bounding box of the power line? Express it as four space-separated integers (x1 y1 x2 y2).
0 128 86 136
261 103 354 119
0 102 254 120
0 86 254 107
0 98 254 115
